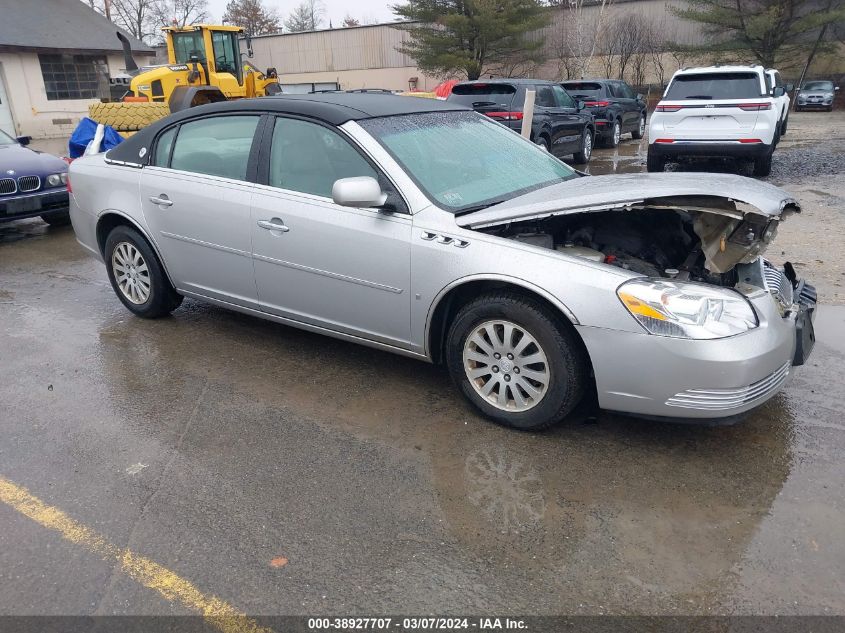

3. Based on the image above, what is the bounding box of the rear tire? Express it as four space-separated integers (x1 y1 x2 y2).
646 149 665 172
445 292 587 431
104 225 183 318
606 119 622 147
752 150 773 177
572 129 592 164
41 211 71 226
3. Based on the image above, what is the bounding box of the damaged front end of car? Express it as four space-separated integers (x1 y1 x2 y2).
456 172 817 366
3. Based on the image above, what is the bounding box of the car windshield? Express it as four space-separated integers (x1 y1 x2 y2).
665 72 762 99
448 84 518 110
802 81 834 91
359 111 577 213
561 82 603 98
0 129 16 145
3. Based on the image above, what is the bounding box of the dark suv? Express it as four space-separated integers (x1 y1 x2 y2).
448 79 595 164
560 79 647 147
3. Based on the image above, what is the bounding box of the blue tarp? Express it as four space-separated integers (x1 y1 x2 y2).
68 117 124 158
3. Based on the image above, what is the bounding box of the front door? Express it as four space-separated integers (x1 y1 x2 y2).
139 114 262 307
250 116 412 347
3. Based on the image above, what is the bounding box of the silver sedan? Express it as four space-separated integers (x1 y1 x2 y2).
69 94 816 430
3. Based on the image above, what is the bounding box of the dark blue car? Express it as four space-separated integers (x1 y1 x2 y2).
0 129 70 225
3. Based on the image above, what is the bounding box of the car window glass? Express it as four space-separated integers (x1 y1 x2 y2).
552 85 575 108
665 73 763 99
153 127 176 167
620 83 636 98
269 117 378 198
449 84 517 110
170 115 259 180
171 31 206 63
535 85 556 108
561 82 603 99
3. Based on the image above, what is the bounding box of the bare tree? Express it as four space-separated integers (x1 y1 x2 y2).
153 0 209 28
551 0 613 80
606 12 651 81
222 0 280 35
342 14 360 27
284 0 325 32
110 0 159 43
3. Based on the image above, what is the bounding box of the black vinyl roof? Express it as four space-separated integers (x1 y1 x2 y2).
107 94 468 166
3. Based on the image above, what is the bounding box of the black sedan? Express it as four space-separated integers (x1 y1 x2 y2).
0 130 70 225
447 79 595 164
561 79 647 147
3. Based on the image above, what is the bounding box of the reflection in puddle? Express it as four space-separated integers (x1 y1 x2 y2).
465 449 545 532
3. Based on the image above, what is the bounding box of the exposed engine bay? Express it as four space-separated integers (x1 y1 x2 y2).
478 207 784 288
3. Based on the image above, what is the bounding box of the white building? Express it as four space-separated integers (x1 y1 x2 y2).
0 0 154 139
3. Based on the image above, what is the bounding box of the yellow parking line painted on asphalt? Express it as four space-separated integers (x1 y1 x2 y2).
0 477 273 633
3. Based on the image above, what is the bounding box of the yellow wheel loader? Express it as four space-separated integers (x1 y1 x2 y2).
89 25 282 135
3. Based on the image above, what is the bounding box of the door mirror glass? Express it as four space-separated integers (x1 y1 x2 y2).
773 86 786 97
576 99 585 111
332 177 387 208
16 135 31 146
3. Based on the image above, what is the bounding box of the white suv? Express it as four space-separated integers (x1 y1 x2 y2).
647 65 785 177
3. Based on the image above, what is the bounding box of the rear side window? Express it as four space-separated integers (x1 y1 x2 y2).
170 115 260 180
535 85 556 108
449 84 517 110
665 73 763 100
153 126 176 167
562 82 603 98
552 85 575 108
269 117 378 198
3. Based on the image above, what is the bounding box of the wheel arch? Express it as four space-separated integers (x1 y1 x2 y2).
95 211 177 287
425 275 583 365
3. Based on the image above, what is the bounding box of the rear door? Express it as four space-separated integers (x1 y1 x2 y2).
550 85 586 153
139 114 262 307
659 72 768 139
614 82 640 130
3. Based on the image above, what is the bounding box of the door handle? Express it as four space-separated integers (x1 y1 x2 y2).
149 195 173 207
257 219 290 233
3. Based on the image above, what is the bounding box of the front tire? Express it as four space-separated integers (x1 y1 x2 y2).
573 128 592 164
631 114 646 139
104 225 183 318
445 293 587 431
41 211 71 226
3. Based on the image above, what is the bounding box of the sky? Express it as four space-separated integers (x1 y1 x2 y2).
204 0 398 30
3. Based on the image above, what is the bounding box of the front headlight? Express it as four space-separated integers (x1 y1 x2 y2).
60 173 68 184
617 279 758 339
46 173 62 187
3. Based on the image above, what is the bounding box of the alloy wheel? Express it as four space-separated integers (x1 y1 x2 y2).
613 121 621 145
462 320 550 412
638 116 645 136
583 132 592 159
112 241 151 305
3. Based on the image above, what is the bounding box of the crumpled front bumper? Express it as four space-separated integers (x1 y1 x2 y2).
576 274 816 421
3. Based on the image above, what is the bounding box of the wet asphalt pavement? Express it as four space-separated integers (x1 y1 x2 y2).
1 116 845 619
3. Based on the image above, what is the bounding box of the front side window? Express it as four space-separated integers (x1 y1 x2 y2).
169 115 259 180
39 54 109 101
360 111 577 213
619 82 636 99
269 117 378 198
665 73 763 100
172 32 206 63
212 31 242 82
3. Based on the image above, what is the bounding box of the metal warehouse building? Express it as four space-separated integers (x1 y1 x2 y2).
247 0 704 93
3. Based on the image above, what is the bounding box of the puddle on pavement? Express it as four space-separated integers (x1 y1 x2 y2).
83 298 845 609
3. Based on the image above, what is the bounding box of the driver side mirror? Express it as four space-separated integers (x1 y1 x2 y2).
637 93 644 101
16 135 31 146
772 86 786 97
332 177 388 209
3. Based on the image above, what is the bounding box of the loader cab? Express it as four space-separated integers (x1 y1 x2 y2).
166 25 244 92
